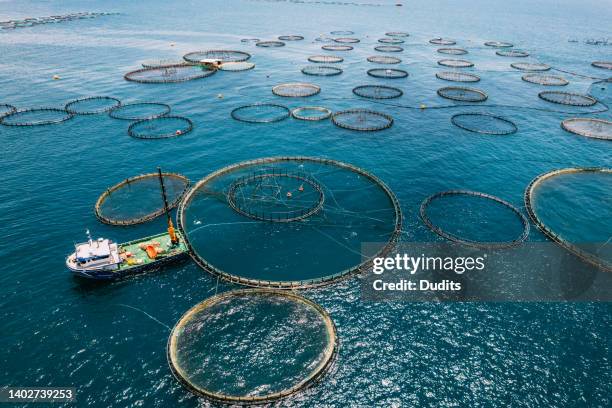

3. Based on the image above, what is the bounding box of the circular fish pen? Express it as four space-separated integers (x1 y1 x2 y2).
334 37 360 43
429 38 456 46
436 71 481 83
219 61 255 71
108 102 170 120
64 96 121 115
301 65 343 76
278 35 304 41
0 108 74 126
127 116 193 139
291 106 332 121
272 83 321 97
167 289 337 404
308 55 343 63
95 172 190 226
561 118 611 141
124 65 216 84
385 31 409 37
451 113 518 135
0 103 18 118
367 68 408 79
231 103 290 123
524 168 612 272
374 45 403 52
420 190 529 249
332 109 394 131
538 91 597 106
367 55 401 64
353 85 403 99
183 50 251 63
496 50 529 57
591 61 612 70
521 74 569 86
256 40 286 48
437 86 488 102
330 30 354 35
437 48 468 55
378 37 404 44
437 59 474 68
511 62 551 72
178 157 402 288
484 41 513 48
240 38 260 43
322 44 353 51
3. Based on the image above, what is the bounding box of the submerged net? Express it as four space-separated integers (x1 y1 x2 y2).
437 59 474 68
95 172 190 225
0 108 74 126
219 61 255 71
437 86 488 102
592 61 612 70
385 31 409 37
127 116 193 139
429 38 456 46
521 74 569 86
437 48 468 55
367 68 408 79
436 71 481 83
109 102 170 120
451 113 518 135
183 50 251 63
378 37 404 44
0 103 17 118
256 40 286 47
322 44 353 51
278 35 304 41
496 50 529 57
291 106 332 121
367 55 401 64
538 91 597 106
124 65 216 83
301 65 343 76
231 103 290 123
64 96 121 115
561 118 611 140
511 62 551 71
272 83 321 97
484 41 513 48
332 109 394 131
334 37 360 43
308 55 343 63
167 290 337 403
374 45 403 52
353 85 403 99
178 157 402 287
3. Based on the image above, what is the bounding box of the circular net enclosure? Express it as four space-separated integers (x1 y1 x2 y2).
511 62 551 72
124 65 216 84
420 190 529 249
127 116 193 139
322 44 353 51
521 74 569 86
385 31 409 37
330 30 354 35
451 113 517 135
278 35 304 41
374 45 403 53
301 65 343 76
378 37 404 44
0 108 74 126
272 83 321 97
436 71 481 83
141 59 185 69
353 85 403 99
561 118 611 140
332 109 394 131
592 61 612 70
95 172 190 225
183 50 251 63
231 103 290 124
109 102 170 120
538 91 597 106
291 106 332 121
484 41 513 48
437 59 474 68
178 157 402 287
167 290 337 403
334 37 360 43
496 50 529 57
437 48 468 55
367 55 401 64
0 103 17 118
218 61 255 71
367 68 408 79
256 40 286 48
308 55 343 63
240 38 260 43
429 38 456 45
64 96 121 115
437 86 488 102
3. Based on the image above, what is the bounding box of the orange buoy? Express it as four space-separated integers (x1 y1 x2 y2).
175 129 182 135
298 185 304 192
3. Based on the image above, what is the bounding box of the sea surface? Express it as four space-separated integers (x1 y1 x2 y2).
0 0 611 406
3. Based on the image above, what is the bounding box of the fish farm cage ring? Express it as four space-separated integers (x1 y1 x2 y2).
108 102 171 121
451 113 518 135
124 65 216 84
437 86 488 102
315 37 334 43
256 40 286 48
367 68 408 79
521 74 569 86
524 168 612 272
183 50 251 63
291 106 332 121
510 62 551 72
322 44 353 51
167 289 337 404
0 108 74 126
420 190 529 249
177 156 402 288
437 48 468 55
272 83 321 97
378 37 404 44
308 55 343 63
278 35 304 41
367 55 401 64
374 45 403 53
538 91 597 107
496 50 529 57
332 109 394 131
436 71 481 83
385 31 409 37
64 96 121 115
241 38 260 43
141 59 185 69
95 172 190 226
591 61 612 70
127 116 193 139
301 65 343 76
437 59 474 68
330 30 354 35
231 103 291 123
353 85 403 99
218 61 255 71
429 38 456 46
0 103 17 118
561 118 611 140
484 41 514 48
334 37 360 43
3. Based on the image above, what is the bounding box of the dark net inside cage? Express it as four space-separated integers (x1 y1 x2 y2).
322 44 353 51
429 38 456 45
437 86 488 102
0 108 74 126
64 96 121 115
272 83 321 97
308 55 343 63
437 59 474 68
353 85 403 99
278 35 304 41
374 45 403 53
332 109 394 131
436 71 481 83
0 103 17 118
511 62 550 72
385 31 409 37
231 103 290 123
109 102 171 120
451 113 518 135
561 118 611 140
521 74 568 86
367 55 401 64
496 50 529 57
367 68 408 79
218 62 255 72
484 41 514 48
124 65 216 84
128 116 193 139
301 65 343 76
592 61 612 70
183 50 251 63
437 48 468 55
256 40 286 48
291 106 332 121
95 172 189 225
538 91 597 107
378 37 404 44
334 37 360 43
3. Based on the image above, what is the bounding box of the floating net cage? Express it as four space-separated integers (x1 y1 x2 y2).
420 190 529 249
521 74 569 86
374 45 403 52
353 85 403 99
367 68 408 79
437 48 468 55
334 37 360 43
436 71 481 83
272 83 321 97
141 59 185 69
291 106 332 121
484 41 514 48
219 61 255 71
592 61 612 70
429 38 456 46
301 65 343 76
378 37 404 44
183 50 251 63
511 62 551 72
331 109 394 131
315 36 335 43
496 50 529 57
127 116 193 139
437 86 488 102
308 55 343 63
451 113 518 135
241 38 260 43
95 172 190 226
561 118 611 140
437 59 474 68
367 55 401 64
231 103 290 124
64 96 121 115
0 108 74 126
330 30 354 35
0 103 17 118
256 40 286 48
278 35 304 41
538 91 597 107
124 65 216 84
322 44 353 51
109 102 171 121
167 290 337 403
385 31 409 37
524 168 612 272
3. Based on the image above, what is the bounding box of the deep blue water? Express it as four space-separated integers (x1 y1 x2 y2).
1 0 611 406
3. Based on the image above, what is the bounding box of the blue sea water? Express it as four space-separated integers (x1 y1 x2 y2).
0 0 611 406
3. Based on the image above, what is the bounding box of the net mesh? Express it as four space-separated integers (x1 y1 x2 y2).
322 44 353 51
436 71 481 82
301 65 343 76
109 102 171 120
561 118 611 140
231 103 290 123
278 35 304 41
183 50 251 63
0 108 74 126
429 38 456 45
451 113 518 135
378 37 404 44
272 83 321 97
437 48 468 55
64 96 121 115
496 50 529 57
127 116 193 139
538 91 597 106
291 106 332 121
141 59 185 68
437 86 488 102
522 74 568 86
219 61 255 71
437 59 474 68
511 62 551 71
353 85 403 99
367 68 408 79
256 40 286 47
484 41 514 48
367 55 401 64
374 45 403 52
332 109 394 131
124 65 216 83
308 55 343 63
592 61 612 70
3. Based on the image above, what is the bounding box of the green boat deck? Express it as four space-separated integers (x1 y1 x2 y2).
116 230 189 271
